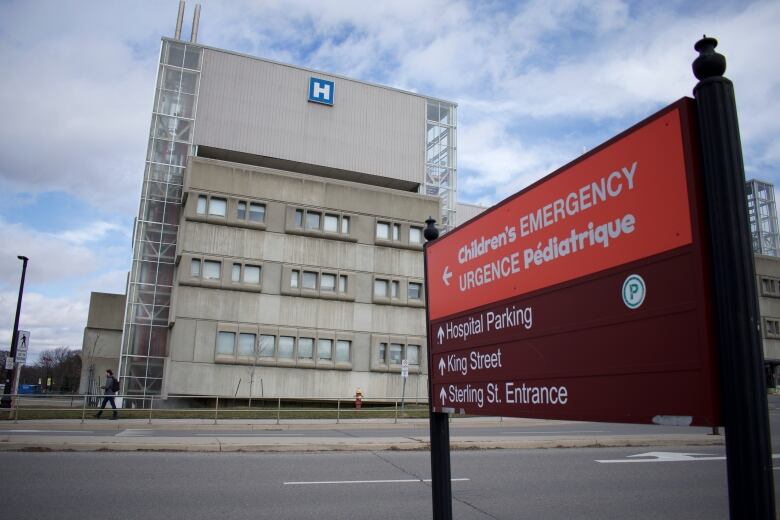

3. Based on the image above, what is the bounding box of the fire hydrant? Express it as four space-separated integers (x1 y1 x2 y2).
355 388 363 410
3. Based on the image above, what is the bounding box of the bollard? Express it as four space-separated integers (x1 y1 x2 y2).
394 400 398 424
81 394 87 424
214 396 219 425
337 399 340 424
148 396 154 425
277 397 281 425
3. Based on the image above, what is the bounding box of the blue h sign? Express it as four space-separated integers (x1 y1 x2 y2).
309 77 334 106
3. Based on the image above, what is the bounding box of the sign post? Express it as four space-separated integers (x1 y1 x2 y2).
692 36 775 518
424 218 453 520
401 359 409 411
2 256 28 409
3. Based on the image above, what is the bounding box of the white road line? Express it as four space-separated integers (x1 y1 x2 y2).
597 453 780 464
3 430 95 434
194 433 305 437
284 478 470 486
504 430 606 435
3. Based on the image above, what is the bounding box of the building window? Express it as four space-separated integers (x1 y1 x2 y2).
299 337 314 359
196 195 207 215
231 263 241 283
378 342 387 363
203 260 221 280
249 202 265 222
324 214 339 232
244 265 261 284
208 197 227 217
216 331 235 355
259 335 275 357
392 223 400 241
306 211 321 230
341 216 350 234
291 270 300 288
389 343 403 364
321 273 336 291
391 281 399 299
407 345 420 366
339 275 348 293
409 226 422 244
191 258 201 277
238 333 255 357
374 279 388 297
237 201 247 220
336 340 351 363
761 277 780 297
376 222 390 240
408 282 422 300
278 336 295 359
318 339 333 360
302 271 318 290
295 209 304 227
765 318 780 338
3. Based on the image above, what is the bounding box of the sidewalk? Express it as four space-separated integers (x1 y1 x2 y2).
0 417 725 453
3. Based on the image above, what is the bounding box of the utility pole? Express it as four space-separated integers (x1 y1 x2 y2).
2 255 29 408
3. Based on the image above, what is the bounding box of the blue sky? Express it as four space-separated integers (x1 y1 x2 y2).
1 0 778 362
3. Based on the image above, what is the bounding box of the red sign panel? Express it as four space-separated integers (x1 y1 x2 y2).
425 98 720 426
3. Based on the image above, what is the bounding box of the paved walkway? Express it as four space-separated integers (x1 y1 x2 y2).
0 417 725 453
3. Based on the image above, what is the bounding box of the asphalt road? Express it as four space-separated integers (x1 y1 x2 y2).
0 446 742 519
0 395 777 518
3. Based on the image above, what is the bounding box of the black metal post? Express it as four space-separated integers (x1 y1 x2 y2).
424 217 453 520
2 255 28 408
692 36 775 519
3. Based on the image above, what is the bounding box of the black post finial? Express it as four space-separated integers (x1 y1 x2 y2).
424 217 440 242
693 35 726 80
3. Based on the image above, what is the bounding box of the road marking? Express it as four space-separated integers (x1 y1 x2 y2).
597 452 780 464
116 430 157 436
3 430 95 434
284 478 470 486
194 433 305 437
504 430 606 435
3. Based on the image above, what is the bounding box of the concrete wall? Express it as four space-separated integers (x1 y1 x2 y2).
755 254 780 363
194 46 426 185
79 292 125 394
167 158 438 399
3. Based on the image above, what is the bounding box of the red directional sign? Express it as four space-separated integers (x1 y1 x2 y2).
424 98 720 426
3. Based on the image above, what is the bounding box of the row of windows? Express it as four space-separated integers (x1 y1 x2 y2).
761 277 780 298
183 255 423 303
294 208 350 235
764 317 780 338
190 259 262 284
374 278 423 301
216 331 352 366
377 342 421 366
188 192 424 248
376 221 423 244
196 194 267 223
292 269 348 293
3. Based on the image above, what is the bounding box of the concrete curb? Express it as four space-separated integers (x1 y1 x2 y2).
0 434 724 453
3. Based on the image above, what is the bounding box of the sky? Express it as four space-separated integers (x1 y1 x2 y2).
0 0 778 363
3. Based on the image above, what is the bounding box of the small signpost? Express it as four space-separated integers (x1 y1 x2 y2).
401 359 409 411
16 330 30 366
423 37 774 519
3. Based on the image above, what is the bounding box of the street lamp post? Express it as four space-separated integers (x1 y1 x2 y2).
2 255 29 408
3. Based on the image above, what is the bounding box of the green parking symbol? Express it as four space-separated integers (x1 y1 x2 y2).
622 274 646 309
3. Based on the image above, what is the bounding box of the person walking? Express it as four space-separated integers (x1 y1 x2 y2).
95 369 118 420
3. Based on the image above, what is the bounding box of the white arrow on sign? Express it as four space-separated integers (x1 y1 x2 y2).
439 387 447 404
437 326 444 344
438 358 446 376
442 266 452 286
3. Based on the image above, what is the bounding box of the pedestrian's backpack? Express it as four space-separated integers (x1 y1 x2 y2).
111 377 120 392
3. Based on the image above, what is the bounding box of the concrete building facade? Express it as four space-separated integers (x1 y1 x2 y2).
107 18 456 403
79 292 125 396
